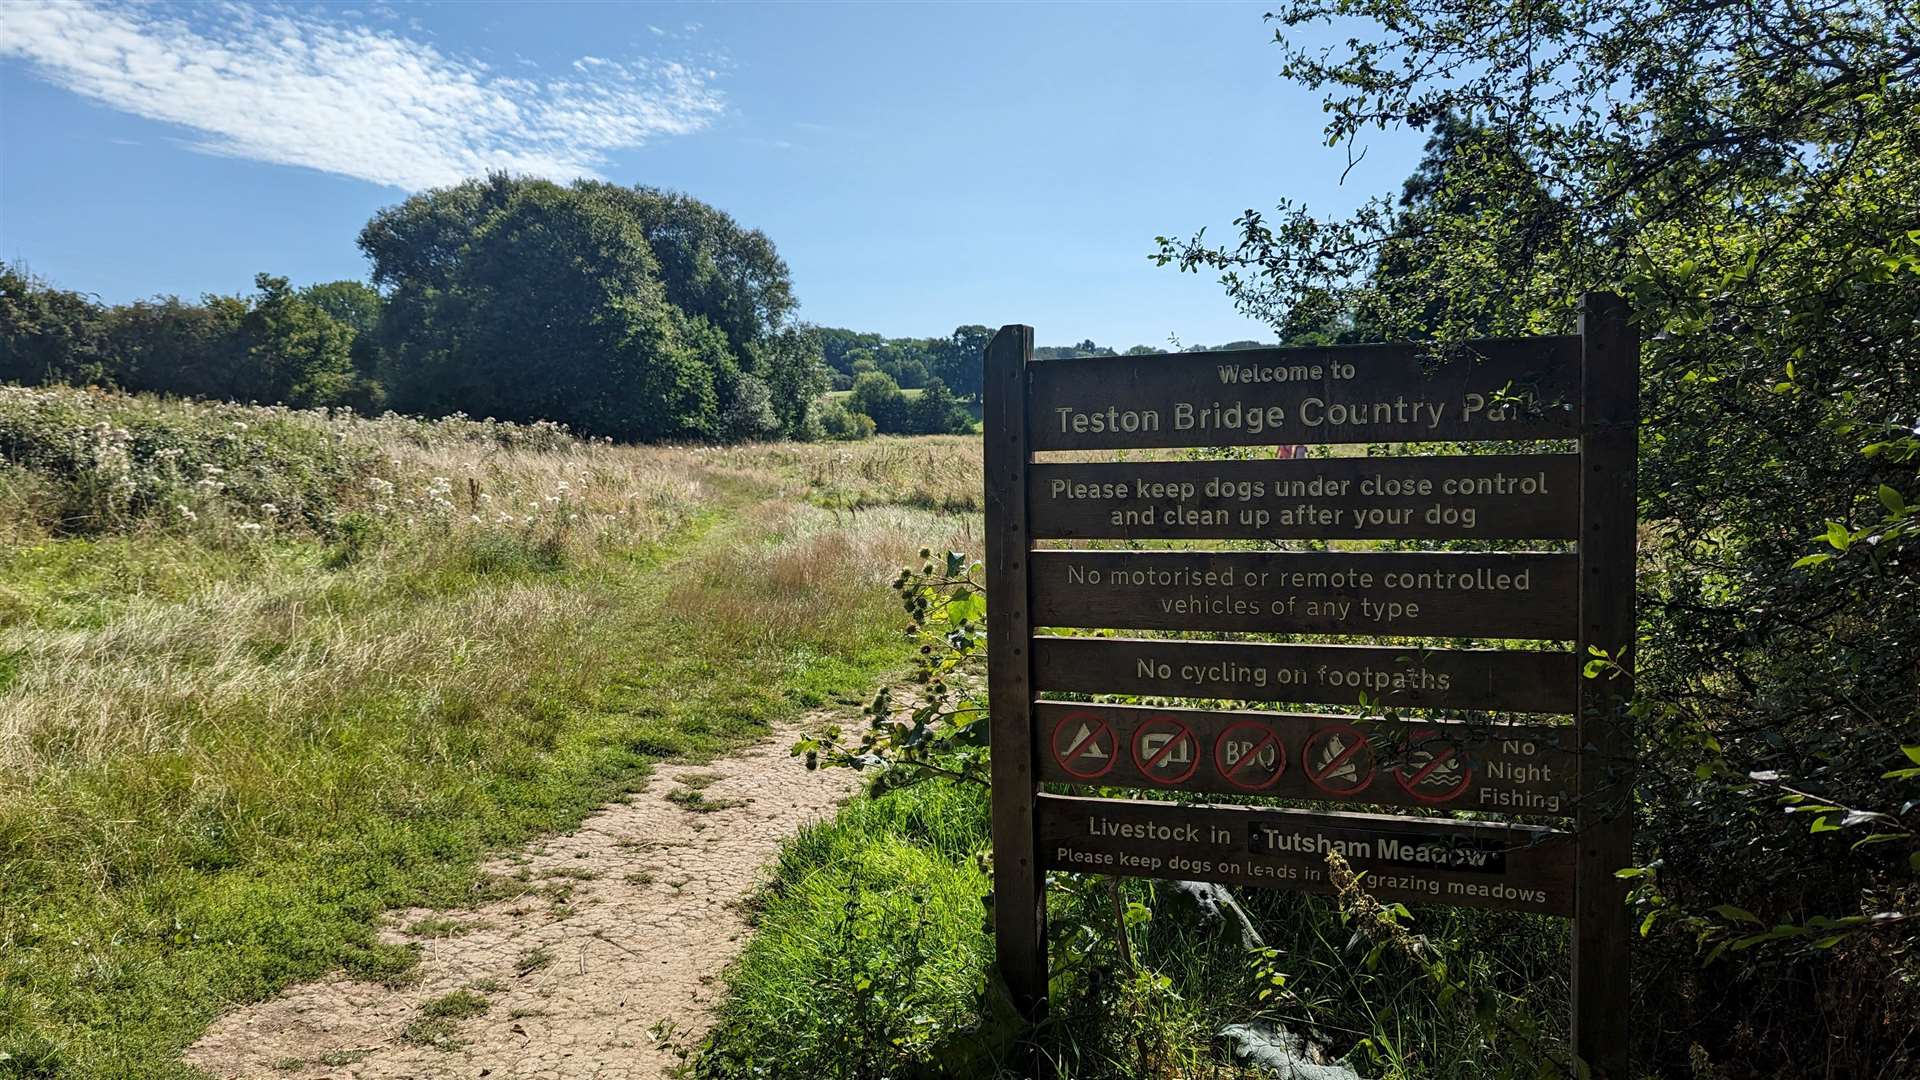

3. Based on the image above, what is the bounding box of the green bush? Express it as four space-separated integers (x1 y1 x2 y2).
695 781 1010 1079
907 380 973 435
846 371 910 435
817 399 877 441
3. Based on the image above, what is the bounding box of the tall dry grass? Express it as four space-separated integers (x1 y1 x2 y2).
0 384 987 1076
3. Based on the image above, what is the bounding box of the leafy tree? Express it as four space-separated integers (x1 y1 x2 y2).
105 294 252 401
752 324 830 439
719 373 780 442
929 325 991 401
906 379 972 435
359 174 805 441
582 183 796 359
817 327 886 377
0 263 107 386
1035 339 1118 360
846 371 911 434
296 280 382 336
1159 4 1920 1073
816 399 876 441
438 182 715 440
239 274 357 407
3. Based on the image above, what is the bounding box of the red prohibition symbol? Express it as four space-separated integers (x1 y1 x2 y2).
1050 711 1116 780
1302 723 1377 797
1213 720 1287 791
1393 729 1474 804
1130 716 1199 786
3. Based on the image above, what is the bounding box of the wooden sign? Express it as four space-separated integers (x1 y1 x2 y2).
1032 637 1577 713
1031 550 1578 639
1029 454 1582 540
983 296 1638 1077
1038 793 1575 916
1029 336 1580 450
1033 702 1577 815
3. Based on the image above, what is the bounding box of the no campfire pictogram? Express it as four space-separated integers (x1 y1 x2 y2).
1050 711 1116 780
1394 729 1474 804
1129 716 1199 785
1214 720 1287 791
1303 723 1377 797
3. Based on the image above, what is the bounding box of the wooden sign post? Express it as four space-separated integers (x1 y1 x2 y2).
983 296 1637 1077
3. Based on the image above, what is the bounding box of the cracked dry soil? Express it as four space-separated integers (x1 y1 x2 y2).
185 716 858 1079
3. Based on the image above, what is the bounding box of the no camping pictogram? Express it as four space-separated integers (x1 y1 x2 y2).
1213 720 1287 791
1303 723 1377 797
1130 716 1199 786
1051 711 1116 780
1394 729 1473 804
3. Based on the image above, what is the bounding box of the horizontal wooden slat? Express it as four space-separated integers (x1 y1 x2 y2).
1034 702 1576 814
1032 550 1576 639
1030 338 1580 450
1033 636 1575 713
1038 793 1574 915
1029 454 1580 541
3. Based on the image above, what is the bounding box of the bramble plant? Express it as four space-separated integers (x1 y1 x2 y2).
795 547 990 788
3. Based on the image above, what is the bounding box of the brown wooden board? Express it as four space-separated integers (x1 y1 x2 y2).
1037 793 1575 916
1571 294 1639 1077
1033 636 1576 713
1031 550 1577 639
1030 337 1580 450
1034 702 1577 815
1029 454 1580 541
982 324 1046 1021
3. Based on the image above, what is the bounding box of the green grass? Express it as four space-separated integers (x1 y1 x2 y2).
695 781 1012 1079
698 773 1571 1080
822 387 928 402
1 475 971 1078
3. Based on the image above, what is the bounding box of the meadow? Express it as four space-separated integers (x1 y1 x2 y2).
0 384 980 1077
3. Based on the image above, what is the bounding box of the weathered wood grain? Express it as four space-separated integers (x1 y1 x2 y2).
1031 550 1577 639
1030 337 1580 450
1033 636 1577 713
1033 701 1577 814
1037 793 1576 916
1029 454 1581 540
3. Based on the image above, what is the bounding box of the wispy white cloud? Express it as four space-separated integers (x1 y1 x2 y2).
0 0 726 190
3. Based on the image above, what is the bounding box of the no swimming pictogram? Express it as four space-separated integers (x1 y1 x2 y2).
1050 711 1115 780
1394 729 1474 804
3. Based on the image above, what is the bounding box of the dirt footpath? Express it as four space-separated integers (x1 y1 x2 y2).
185 718 859 1079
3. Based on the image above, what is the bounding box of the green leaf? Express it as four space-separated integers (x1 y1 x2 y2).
1880 485 1907 514
1614 867 1647 879
1904 746 1920 766
1810 815 1840 833
1792 552 1831 568
1711 904 1762 925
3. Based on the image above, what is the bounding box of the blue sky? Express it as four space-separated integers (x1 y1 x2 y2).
1 1 1426 347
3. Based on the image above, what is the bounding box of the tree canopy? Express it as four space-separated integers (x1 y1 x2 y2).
1159 3 1920 1073
359 174 823 441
